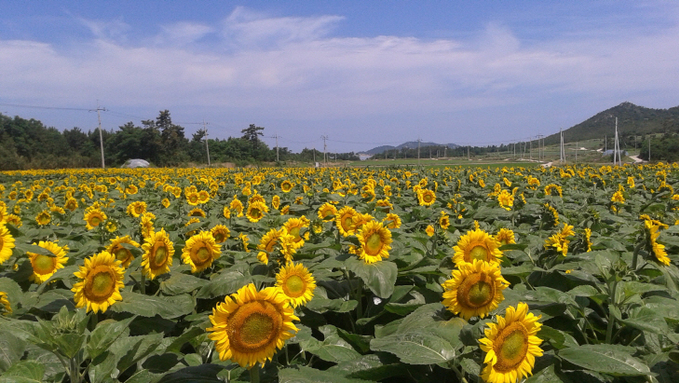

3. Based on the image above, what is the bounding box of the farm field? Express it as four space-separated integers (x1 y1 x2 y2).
1 163 678 383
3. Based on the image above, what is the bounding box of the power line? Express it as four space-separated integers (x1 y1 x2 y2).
0 102 90 111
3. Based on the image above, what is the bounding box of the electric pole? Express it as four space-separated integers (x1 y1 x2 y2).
417 138 421 166
90 101 107 169
272 134 280 162
202 120 211 167
321 135 328 163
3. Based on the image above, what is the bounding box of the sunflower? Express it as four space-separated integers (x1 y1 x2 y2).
356 220 392 264
207 283 299 368
382 213 402 229
584 228 592 252
646 220 670 265
479 303 543 383
497 190 514 211
275 262 316 307
271 195 281 210
257 228 296 265
141 229 175 280
35 210 51 226
417 189 436 206
182 231 221 273
106 236 140 268
0 291 10 315
453 228 503 266
0 224 16 264
544 184 563 197
426 225 435 237
162 198 171 208
72 251 125 313
126 201 147 217
64 197 78 212
5 214 21 228
283 216 310 249
125 184 139 195
438 211 451 230
223 206 231 219
0 202 7 223
188 208 207 218
105 220 118 233
317 202 338 221
495 228 516 246
84 209 107 230
281 180 294 193
246 201 269 223
239 233 250 252
186 192 200 206
140 212 155 238
336 206 359 237
211 225 231 243
442 259 508 320
28 241 69 284
611 190 625 204
230 198 244 217
198 190 210 204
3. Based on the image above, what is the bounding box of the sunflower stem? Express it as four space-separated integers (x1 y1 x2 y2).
140 273 146 295
249 365 261 383
605 279 618 344
631 241 643 271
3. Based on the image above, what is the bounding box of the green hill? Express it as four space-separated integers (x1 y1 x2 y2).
543 102 679 146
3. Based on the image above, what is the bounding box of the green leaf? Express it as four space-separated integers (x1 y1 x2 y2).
0 360 45 383
299 325 361 363
87 316 135 360
159 272 207 295
111 292 194 319
305 298 358 314
620 307 670 335
158 364 225 383
0 330 25 372
558 344 651 376
279 365 373 383
370 331 457 365
345 257 397 299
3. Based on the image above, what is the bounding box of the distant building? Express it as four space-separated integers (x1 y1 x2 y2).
358 153 372 161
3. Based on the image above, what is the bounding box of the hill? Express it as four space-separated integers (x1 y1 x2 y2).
365 141 459 155
543 102 679 146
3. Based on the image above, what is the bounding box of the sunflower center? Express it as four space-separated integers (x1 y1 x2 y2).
194 246 211 264
114 248 131 262
284 275 305 297
342 216 354 230
458 273 495 309
251 208 261 218
214 233 225 242
152 246 168 268
365 233 383 255
229 302 282 353
469 245 489 261
87 266 116 300
289 227 301 239
34 254 55 274
91 217 101 226
494 323 529 372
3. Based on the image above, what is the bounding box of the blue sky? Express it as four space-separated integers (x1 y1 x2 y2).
1 1 678 153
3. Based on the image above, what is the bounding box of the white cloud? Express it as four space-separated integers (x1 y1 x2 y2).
1 6 679 150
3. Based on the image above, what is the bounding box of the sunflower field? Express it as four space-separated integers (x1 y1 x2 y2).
1 163 679 383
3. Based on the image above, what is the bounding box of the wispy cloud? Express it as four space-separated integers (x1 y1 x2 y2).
1 5 679 149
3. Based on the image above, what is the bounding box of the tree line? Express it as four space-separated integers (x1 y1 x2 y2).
0 111 359 170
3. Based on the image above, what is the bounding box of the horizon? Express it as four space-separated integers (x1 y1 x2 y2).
2 1 678 153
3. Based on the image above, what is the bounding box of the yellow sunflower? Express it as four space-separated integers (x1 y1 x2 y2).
162 198 171 208
210 225 231 243
283 216 310 249
497 190 514 211
426 225 435 237
479 303 543 383
382 213 402 229
275 262 316 307
0 291 11 315
317 202 338 221
246 201 269 223
71 251 125 313
28 241 69 284
257 228 296 265
186 192 200 206
35 210 51 226
336 206 359 237
182 231 221 273
141 229 175 280
230 198 244 217
417 189 436 206
271 195 281 210
646 220 670 265
495 228 516 246
106 236 140 268
239 233 250 252
188 208 207 218
0 202 7 223
5 214 21 228
84 209 107 230
438 211 451 230
0 224 16 264
281 180 294 193
442 259 508 320
140 212 155 239
453 228 503 266
356 220 392 264
207 283 299 368
198 190 210 204
223 206 231 219
126 201 147 217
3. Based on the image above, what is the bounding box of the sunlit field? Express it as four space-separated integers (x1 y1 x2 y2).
1 163 678 383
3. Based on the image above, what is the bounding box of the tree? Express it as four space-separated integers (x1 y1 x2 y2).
241 124 264 157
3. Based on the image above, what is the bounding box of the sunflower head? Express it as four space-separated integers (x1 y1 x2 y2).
72 251 125 313
453 228 503 266
479 303 543 383
275 262 316 307
35 210 52 226
141 229 175 280
0 224 17 264
495 228 516 246
207 283 299 368
211 225 231 243
336 206 359 237
246 201 269 223
84 209 107 230
317 202 338 221
442 259 508 320
182 231 221 273
106 236 140 268
356 220 392 264
28 241 69 284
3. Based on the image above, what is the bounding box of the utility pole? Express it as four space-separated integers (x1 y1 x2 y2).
321 135 328 163
417 138 421 166
537 134 543 161
202 120 211 167
613 117 621 166
272 134 280 162
560 129 565 164
90 101 107 169
467 145 470 160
